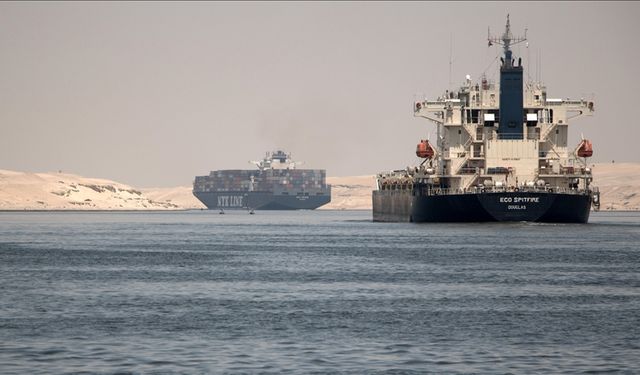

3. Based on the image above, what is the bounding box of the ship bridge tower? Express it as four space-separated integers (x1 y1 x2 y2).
488 15 527 139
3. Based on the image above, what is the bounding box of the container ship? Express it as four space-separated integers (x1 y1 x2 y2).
193 150 331 211
373 16 600 223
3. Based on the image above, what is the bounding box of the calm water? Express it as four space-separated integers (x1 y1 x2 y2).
1 210 639 374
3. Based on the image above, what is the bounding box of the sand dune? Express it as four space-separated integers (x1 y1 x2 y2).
0 170 182 210
141 186 205 210
592 162 640 211
320 175 376 210
1 163 638 211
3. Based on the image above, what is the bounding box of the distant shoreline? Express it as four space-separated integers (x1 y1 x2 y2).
2 164 639 211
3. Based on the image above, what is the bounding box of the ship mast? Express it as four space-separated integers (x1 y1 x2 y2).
488 14 527 68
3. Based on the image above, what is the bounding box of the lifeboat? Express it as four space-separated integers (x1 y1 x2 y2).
576 139 593 158
416 139 435 159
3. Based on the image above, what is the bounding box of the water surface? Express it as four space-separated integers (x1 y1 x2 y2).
1 210 639 373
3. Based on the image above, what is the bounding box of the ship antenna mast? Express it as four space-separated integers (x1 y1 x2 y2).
488 14 527 68
449 33 453 88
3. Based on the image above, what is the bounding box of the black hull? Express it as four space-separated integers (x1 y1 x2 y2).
193 191 331 210
373 190 592 223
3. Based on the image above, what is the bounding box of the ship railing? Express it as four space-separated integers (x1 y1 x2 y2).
540 127 564 161
540 123 558 141
459 167 478 174
419 186 591 196
536 167 592 176
462 123 478 144
497 134 524 140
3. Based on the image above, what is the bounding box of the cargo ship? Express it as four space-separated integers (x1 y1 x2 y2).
193 150 331 211
373 16 600 223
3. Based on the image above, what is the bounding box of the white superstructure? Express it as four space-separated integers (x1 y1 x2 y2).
413 80 595 192
403 15 597 197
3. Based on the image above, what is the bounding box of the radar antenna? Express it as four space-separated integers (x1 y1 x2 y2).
488 14 527 68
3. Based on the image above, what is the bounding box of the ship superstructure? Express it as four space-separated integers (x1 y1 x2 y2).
373 16 600 223
193 151 331 210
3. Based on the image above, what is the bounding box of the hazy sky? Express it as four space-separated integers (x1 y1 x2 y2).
1 2 638 187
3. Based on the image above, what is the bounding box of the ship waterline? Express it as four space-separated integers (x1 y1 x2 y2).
373 189 591 223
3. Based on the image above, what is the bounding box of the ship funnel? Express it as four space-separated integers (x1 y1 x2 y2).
488 15 528 139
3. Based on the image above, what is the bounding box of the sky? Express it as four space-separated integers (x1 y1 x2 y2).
1 1 638 187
